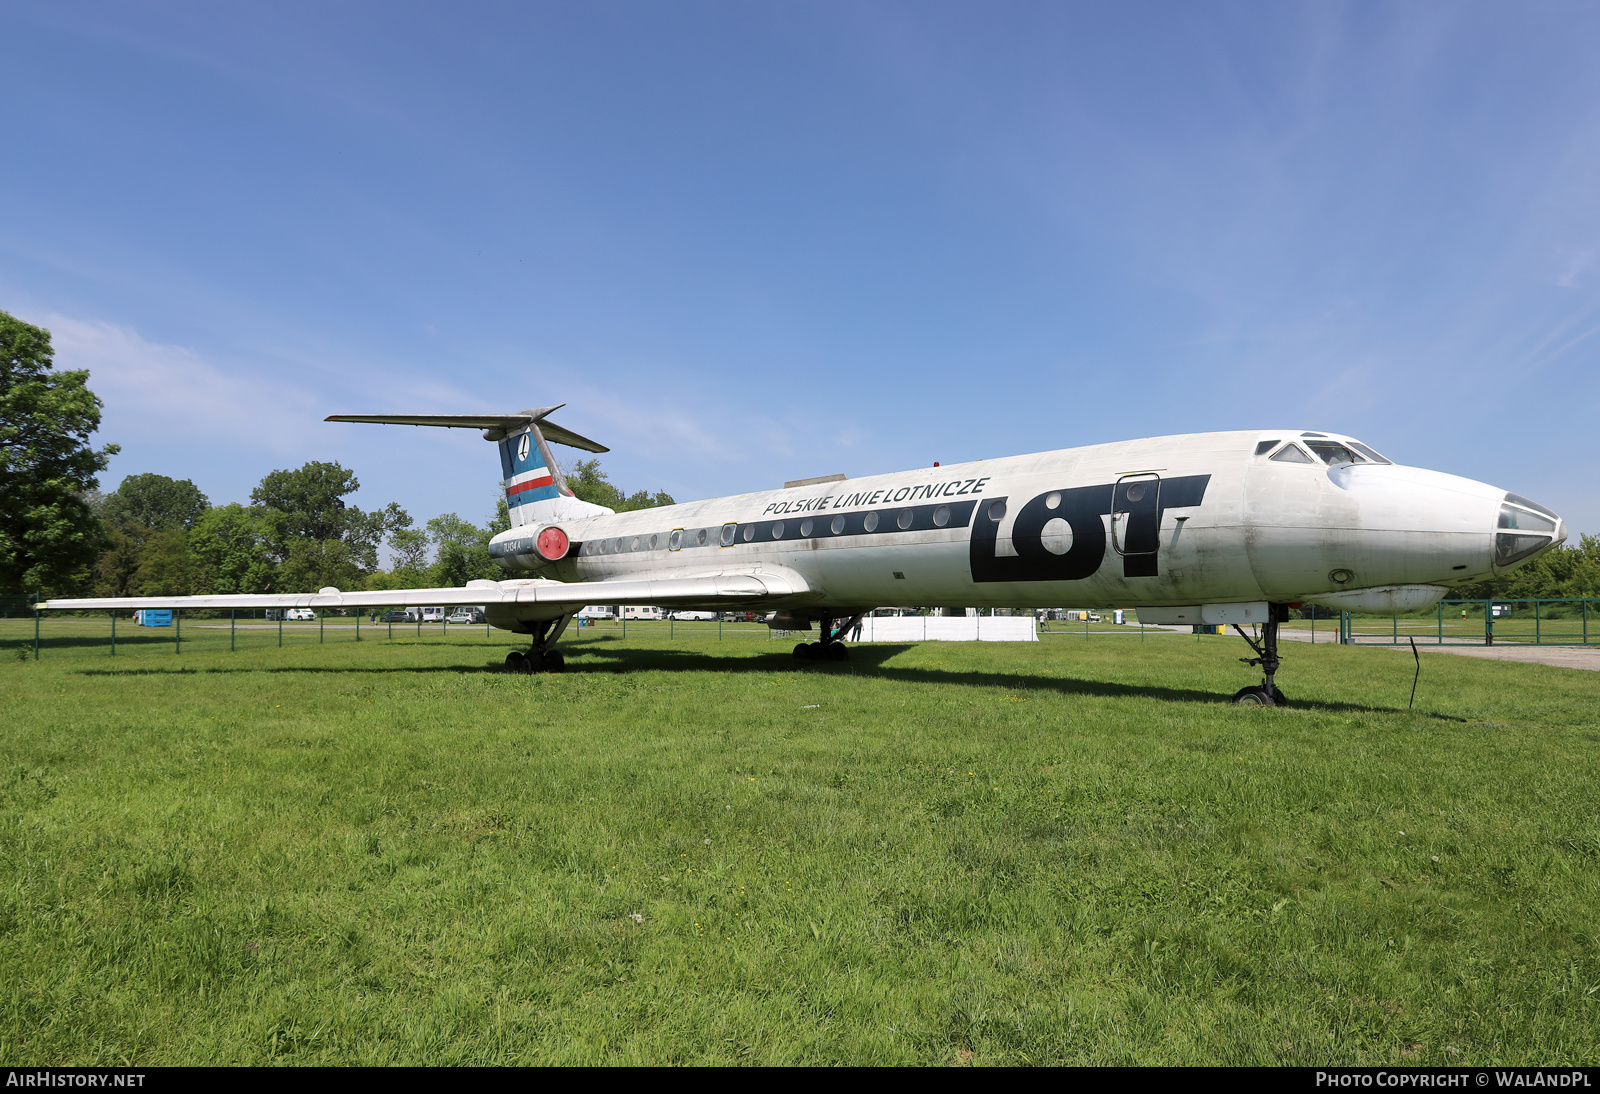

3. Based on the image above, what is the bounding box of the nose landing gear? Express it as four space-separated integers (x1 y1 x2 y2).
505 613 573 674
1231 606 1289 706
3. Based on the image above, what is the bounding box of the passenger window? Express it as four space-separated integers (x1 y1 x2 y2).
720 523 736 546
1254 440 1280 455
1269 444 1314 464
668 529 683 551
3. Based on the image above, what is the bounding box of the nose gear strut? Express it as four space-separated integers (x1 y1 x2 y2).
505 612 574 674
1231 605 1289 706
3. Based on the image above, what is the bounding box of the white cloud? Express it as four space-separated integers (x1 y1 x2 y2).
45 313 322 454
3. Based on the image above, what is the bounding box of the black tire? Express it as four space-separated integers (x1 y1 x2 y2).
544 650 566 673
1269 686 1288 706
523 650 545 675
1231 685 1275 707
505 651 527 673
793 642 814 661
827 642 849 662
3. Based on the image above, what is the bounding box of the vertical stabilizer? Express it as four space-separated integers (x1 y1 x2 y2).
499 423 612 526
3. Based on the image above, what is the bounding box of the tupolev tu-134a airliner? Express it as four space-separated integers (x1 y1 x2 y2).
43 406 1567 706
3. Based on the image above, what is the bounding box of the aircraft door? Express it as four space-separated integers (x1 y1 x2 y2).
1111 473 1161 578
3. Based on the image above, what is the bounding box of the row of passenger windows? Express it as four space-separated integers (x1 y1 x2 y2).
1255 433 1391 466
581 504 958 556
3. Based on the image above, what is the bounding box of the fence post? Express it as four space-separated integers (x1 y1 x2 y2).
279 613 283 648
1585 599 1589 645
34 599 39 660
111 610 116 656
1484 600 1492 646
320 610 324 644
356 613 360 642
1535 600 1541 645
175 609 181 654
1437 601 1442 644
231 609 235 652
1392 615 1397 644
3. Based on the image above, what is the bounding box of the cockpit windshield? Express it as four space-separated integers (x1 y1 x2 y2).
1302 439 1392 466
1304 441 1362 465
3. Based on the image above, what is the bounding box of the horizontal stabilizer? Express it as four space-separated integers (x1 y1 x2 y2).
326 406 608 452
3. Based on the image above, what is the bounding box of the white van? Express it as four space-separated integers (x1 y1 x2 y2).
669 610 717 621
622 605 665 620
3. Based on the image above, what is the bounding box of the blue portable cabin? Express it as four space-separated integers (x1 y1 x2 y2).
134 610 172 627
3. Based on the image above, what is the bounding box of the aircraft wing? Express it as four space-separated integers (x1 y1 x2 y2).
38 569 811 613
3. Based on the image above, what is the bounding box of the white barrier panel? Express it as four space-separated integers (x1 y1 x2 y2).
850 616 1038 642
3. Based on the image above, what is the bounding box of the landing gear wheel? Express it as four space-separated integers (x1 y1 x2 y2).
1231 685 1287 707
543 650 565 673
827 642 849 662
793 642 816 661
523 650 545 675
505 651 527 674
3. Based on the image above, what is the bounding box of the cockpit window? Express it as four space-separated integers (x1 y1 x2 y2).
1346 441 1391 465
1505 493 1559 521
1305 441 1363 465
1254 440 1280 456
1269 443 1314 464
1498 501 1557 534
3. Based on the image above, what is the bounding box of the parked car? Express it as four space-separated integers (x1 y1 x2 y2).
447 608 486 624
286 608 316 621
378 609 409 623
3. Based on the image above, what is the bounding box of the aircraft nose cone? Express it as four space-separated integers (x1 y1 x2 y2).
1494 492 1565 570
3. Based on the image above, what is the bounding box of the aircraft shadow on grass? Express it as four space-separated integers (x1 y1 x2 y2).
67 635 1456 718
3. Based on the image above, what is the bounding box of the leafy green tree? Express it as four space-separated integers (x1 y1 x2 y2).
101 473 209 533
427 512 497 587
381 503 431 577
251 461 360 542
1452 536 1600 601
132 529 196 596
92 528 145 597
562 459 674 513
276 539 363 593
0 309 120 593
188 504 280 594
249 460 392 572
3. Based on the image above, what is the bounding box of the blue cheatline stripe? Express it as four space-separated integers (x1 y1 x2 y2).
508 485 561 507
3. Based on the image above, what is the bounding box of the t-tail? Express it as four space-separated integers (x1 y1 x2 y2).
325 405 614 526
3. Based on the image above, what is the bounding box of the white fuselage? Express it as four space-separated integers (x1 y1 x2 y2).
486 430 1562 622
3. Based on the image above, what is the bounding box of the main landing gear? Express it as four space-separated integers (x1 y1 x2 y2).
793 613 865 664
505 613 573 675
1231 605 1290 707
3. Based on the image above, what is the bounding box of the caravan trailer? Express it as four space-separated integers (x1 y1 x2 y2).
622 605 665 621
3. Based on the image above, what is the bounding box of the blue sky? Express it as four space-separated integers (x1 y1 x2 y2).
4 1 1598 538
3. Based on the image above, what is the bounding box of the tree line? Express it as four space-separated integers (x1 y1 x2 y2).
1 308 672 598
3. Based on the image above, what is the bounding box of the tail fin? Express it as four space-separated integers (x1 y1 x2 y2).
497 422 612 526
326 405 614 527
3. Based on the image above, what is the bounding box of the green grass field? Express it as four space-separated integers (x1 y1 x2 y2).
2 619 1597 1065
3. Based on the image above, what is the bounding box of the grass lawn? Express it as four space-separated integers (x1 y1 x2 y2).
1 620 1597 1065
